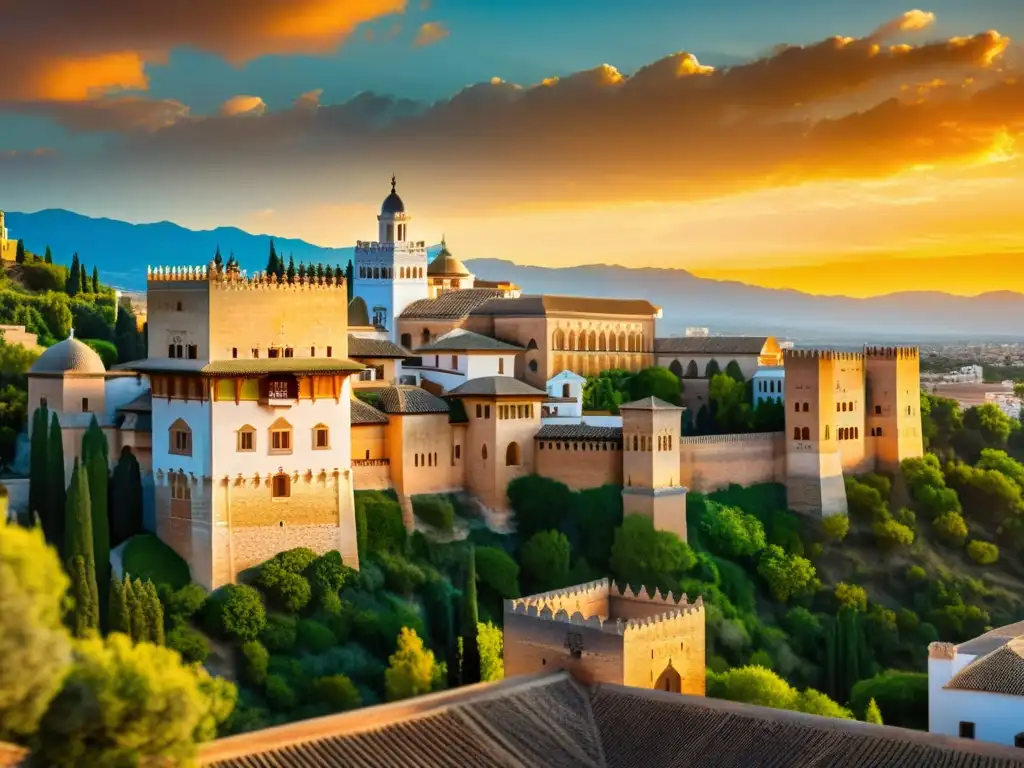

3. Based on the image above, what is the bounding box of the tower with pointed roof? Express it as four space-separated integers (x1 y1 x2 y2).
353 176 428 341
620 396 688 541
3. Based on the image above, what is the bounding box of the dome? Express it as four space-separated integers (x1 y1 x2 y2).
381 175 405 215
427 238 471 277
348 296 370 327
30 335 106 375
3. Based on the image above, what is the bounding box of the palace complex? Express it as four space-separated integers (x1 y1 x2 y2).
13 178 924 590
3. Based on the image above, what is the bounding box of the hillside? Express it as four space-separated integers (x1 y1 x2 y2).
6 209 1020 341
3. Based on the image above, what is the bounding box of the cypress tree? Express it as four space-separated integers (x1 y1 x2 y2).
44 245 53 264
214 245 223 270
108 574 131 635
64 458 93 566
15 239 25 264
110 447 143 547
80 262 90 293
91 265 99 293
142 580 165 645
29 407 51 541
315 263 325 280
68 555 100 637
47 413 66 556
297 261 306 280
266 239 279 276
460 545 481 684
67 253 81 296
82 417 110 620
129 578 149 643
826 607 870 704
286 255 296 283
334 265 344 282
344 261 354 300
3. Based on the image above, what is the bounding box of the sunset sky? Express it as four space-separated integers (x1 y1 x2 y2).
1 1 1022 297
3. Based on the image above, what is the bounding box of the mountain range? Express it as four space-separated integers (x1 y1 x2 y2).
5 209 1020 342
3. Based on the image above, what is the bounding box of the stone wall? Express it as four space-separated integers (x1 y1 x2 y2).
352 460 392 490
678 432 784 492
534 440 622 490
230 524 345 575
228 473 339 527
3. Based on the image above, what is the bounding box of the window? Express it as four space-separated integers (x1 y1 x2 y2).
170 472 191 501
313 425 329 449
801 427 810 440
187 344 198 359
794 402 800 413
451 355 458 370
401 333 412 348
168 343 175 357
268 347 280 359
1014 732 1024 748
237 426 255 452
959 722 975 740
476 404 482 418
39 396 47 408
327 346 333 358
176 344 183 358
252 348 260 358
270 418 292 454
794 427 801 440
176 301 183 311
272 473 291 499
169 418 192 456
232 347 238 358
529 360 538 372
81 397 89 412
455 445 461 459
875 405 882 415
876 426 884 436
481 444 488 460
498 358 504 374
311 346 316 357
284 347 294 358
505 442 521 466
484 405 491 419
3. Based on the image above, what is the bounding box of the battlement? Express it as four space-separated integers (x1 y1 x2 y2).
505 578 703 636
678 431 782 446
783 349 864 362
928 641 957 660
147 262 346 291
864 345 919 360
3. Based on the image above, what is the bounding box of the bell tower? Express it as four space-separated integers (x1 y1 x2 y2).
353 176 428 341
620 396 688 542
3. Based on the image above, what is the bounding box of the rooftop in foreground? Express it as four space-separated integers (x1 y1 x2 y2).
196 671 1024 768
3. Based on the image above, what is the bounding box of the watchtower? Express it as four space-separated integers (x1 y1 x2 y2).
865 346 924 473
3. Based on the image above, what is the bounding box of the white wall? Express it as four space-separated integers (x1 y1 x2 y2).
211 378 353 478
151 399 211 477
466 353 516 379
419 368 466 394
928 651 1024 746
104 376 151 422
753 369 786 406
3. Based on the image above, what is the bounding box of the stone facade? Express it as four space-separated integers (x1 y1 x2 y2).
504 578 705 695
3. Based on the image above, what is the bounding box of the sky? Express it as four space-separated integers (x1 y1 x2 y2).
1 0 1023 298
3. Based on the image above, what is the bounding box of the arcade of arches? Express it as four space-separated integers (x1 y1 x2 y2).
549 324 652 378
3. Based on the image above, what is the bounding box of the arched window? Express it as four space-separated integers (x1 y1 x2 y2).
552 328 565 350
793 427 801 440
562 383 571 397
794 402 800 413
481 444 488 461
505 442 521 466
598 332 607 351
618 331 627 351
237 425 256 452
421 328 431 346
527 338 538 351
169 418 192 456
272 473 290 499
269 417 292 454
587 331 597 351
633 435 639 451
170 472 191 519
854 427 859 440
415 454 419 467
801 427 810 440
313 424 329 449
669 360 683 379
802 403 809 413
568 331 577 351
176 301 183 312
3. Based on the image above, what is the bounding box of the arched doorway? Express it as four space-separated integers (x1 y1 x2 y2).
654 664 681 693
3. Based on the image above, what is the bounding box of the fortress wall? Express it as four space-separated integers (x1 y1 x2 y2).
678 432 784 492
352 462 391 490
534 441 622 490
503 610 625 685
623 608 705 695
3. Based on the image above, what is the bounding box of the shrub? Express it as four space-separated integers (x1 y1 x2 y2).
520 530 572 593
305 551 352 602
19 261 67 292
166 625 211 664
933 511 968 546
834 583 867 612
906 565 927 585
240 641 269 686
356 491 407 554
700 502 766 558
261 614 298 653
297 619 337 654
850 670 928 730
822 513 849 542
967 540 999 565
475 546 521 599
273 548 318 574
872 518 914 549
894 507 916 528
311 675 362 711
122 533 191 590
265 674 298 711
412 495 455 532
207 584 266 642
715 558 756 614
757 545 817 603
82 338 118 368
375 551 427 596
163 584 208 623
256 560 312 613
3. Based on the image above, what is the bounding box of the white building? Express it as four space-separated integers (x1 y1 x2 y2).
929 625 1024 747
943 365 985 383
542 370 586 421
753 367 786 407
352 177 429 340
410 329 521 394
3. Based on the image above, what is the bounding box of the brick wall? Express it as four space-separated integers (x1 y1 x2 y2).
678 432 784 492
534 440 622 489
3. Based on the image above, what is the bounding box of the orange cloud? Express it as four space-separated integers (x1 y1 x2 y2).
414 21 450 47
0 0 406 102
219 95 267 117
869 9 937 41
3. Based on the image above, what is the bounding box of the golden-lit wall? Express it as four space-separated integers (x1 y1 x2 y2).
146 280 212 360
866 347 925 473
387 413 462 497
678 433 785 492
833 355 869 473
352 358 399 389
397 319 468 350
28 375 107 430
533 439 622 489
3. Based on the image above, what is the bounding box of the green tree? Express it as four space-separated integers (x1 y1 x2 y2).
708 665 851 718
286 255 296 283
266 239 280 277
68 555 100 638
0 520 72 741
142 580 165 645
48 412 66 555
822 513 850 542
127 577 149 644
967 540 999 565
864 697 884 724
700 502 766 558
240 641 269 685
208 584 266 642
709 373 752 433
610 515 696 594
628 366 682 405
80 262 89 293
312 674 362 712
108 574 131 635
834 583 867 612
933 510 968 546
113 307 144 363
213 245 223 270
110 446 144 546
475 546 521 599
91 265 99 293
757 544 817 602
15 239 25 264
33 633 237 766
345 261 354 300
724 360 745 382
507 475 574 542
385 627 440 701
520 530 571 592
44 245 53 264
460 546 482 685
849 670 928 730
29 406 52 538
825 607 871 704
964 403 1014 448
82 417 110 615
66 252 81 296
478 621 504 682
63 459 93 565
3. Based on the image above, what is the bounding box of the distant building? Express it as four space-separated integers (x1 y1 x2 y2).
685 327 709 337
929 624 1024 747
0 211 17 261
752 366 785 407
0 325 40 351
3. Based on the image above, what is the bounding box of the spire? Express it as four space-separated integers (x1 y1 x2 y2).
391 174 397 191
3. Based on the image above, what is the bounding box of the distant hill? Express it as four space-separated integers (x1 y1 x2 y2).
6 210 1020 342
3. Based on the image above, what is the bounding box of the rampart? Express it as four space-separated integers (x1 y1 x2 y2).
678 431 784 492
147 263 347 291
864 345 919 360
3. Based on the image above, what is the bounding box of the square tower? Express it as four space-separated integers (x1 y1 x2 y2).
865 346 925 473
353 177 428 340
620 396 688 542
784 350 848 517
129 263 364 589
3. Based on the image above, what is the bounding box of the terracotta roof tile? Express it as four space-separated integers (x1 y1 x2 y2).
446 376 548 398
654 336 770 355
350 398 389 425
416 329 522 353
947 637 1024 696
470 295 660 318
398 289 508 320
377 386 449 414
348 336 411 359
536 424 623 441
